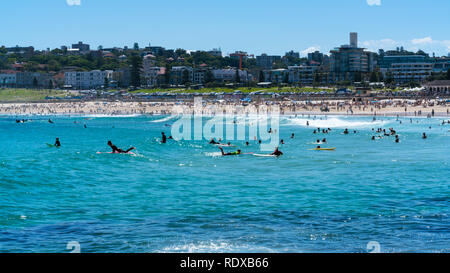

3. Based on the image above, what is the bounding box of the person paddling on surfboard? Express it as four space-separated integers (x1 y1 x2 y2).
270 147 283 157
54 138 61 147
218 147 241 156
107 141 135 154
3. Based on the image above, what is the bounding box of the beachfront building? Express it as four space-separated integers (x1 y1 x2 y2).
329 32 377 82
390 63 433 84
288 65 319 85
65 70 113 89
169 66 193 85
15 72 52 88
423 80 450 94
212 69 251 83
142 67 165 87
256 54 282 70
0 73 17 87
263 69 288 84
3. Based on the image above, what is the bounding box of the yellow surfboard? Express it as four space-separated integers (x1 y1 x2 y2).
310 148 336 151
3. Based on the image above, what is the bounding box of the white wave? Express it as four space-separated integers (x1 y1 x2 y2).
150 115 178 123
285 116 389 129
158 240 275 253
205 152 223 157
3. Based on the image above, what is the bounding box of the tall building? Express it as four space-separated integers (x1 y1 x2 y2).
350 32 358 48
329 33 376 82
72 41 90 52
256 54 282 70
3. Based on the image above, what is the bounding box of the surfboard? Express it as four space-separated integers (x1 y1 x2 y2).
97 152 136 156
309 148 336 151
253 154 277 157
216 144 237 147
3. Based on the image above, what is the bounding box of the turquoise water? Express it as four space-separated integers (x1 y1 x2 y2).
0 114 449 253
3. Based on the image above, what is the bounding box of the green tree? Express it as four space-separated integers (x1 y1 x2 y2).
283 72 289 84
205 70 214 83
354 71 362 82
130 55 142 87
369 71 378 82
133 43 139 51
32 77 39 88
259 70 264 82
182 69 190 85
447 68 450 80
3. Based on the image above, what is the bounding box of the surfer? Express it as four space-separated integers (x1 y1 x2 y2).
107 141 135 154
161 132 167 143
54 138 61 147
209 138 219 145
48 119 54 124
395 135 400 143
218 147 241 156
291 133 295 139
422 133 427 139
322 138 327 143
270 147 283 157
344 129 349 134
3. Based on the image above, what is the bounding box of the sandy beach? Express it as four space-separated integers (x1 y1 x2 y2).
1 99 449 117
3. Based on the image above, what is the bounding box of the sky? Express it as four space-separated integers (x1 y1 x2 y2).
1 0 449 57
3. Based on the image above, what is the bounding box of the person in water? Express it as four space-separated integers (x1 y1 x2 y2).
209 138 219 144
322 138 327 143
107 141 135 154
422 132 427 139
48 119 54 124
291 133 295 139
218 147 241 156
395 135 400 143
54 138 61 147
161 132 167 143
371 136 376 140
344 129 349 134
271 147 283 157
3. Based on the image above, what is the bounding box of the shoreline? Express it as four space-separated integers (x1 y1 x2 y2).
1 100 449 118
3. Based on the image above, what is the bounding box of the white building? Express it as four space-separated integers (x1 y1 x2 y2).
212 69 250 82
390 63 433 84
65 70 113 89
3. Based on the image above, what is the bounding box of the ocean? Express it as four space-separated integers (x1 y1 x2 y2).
0 114 449 253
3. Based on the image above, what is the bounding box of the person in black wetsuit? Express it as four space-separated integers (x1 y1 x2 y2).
107 141 135 154
209 138 219 144
161 132 167 143
271 147 283 157
54 138 61 147
218 147 241 156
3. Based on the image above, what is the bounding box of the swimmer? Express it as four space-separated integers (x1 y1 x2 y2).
54 138 61 147
270 147 283 157
218 147 241 156
209 138 219 145
422 133 427 139
161 132 167 143
107 141 135 154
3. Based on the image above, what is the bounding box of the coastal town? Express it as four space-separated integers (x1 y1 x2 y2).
0 33 449 116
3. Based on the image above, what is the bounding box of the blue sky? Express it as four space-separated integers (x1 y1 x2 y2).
1 0 449 56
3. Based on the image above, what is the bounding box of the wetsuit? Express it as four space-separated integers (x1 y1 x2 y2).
55 140 61 147
111 145 134 154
